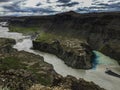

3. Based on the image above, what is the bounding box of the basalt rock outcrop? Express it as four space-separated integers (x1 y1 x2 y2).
33 34 94 69
9 11 120 64
0 38 57 90
0 38 104 90
0 38 16 54
29 75 105 90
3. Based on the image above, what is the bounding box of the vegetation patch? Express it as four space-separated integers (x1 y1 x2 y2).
9 25 40 34
35 32 61 43
0 57 26 70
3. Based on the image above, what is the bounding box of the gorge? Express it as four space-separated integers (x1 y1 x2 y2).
0 24 105 90
7 11 120 65
0 11 120 90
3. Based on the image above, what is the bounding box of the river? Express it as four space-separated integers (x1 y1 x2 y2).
0 23 120 90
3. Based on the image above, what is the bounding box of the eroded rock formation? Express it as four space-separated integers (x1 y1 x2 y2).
33 36 94 69
0 38 104 90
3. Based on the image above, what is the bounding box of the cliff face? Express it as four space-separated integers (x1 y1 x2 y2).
0 38 104 90
0 38 16 53
33 35 94 69
9 11 120 64
0 38 57 89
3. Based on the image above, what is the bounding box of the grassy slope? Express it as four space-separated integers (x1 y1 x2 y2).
9 25 40 34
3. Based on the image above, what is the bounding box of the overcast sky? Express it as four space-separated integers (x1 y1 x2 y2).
0 0 120 16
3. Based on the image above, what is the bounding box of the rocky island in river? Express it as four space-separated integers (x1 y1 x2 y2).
33 33 94 69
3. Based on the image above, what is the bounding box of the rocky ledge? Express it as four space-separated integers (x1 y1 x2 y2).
0 38 57 90
0 38 104 90
33 33 94 69
29 75 104 90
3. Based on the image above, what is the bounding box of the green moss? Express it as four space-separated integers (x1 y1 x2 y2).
0 56 52 86
27 67 40 74
35 32 81 52
35 73 52 86
9 25 40 34
0 57 27 70
28 63 52 85
35 32 60 43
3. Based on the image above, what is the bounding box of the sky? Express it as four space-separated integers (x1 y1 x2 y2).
0 0 120 16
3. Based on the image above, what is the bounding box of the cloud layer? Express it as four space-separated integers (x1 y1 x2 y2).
0 0 10 2
0 0 120 16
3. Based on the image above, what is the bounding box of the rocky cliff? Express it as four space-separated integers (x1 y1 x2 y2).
29 75 104 90
0 38 104 90
0 38 57 89
9 11 120 64
33 33 94 69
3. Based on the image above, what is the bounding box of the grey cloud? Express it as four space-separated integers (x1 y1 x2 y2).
57 0 71 3
2 1 22 12
2 1 56 13
57 2 79 7
0 0 10 2
36 3 41 6
0 0 9 2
